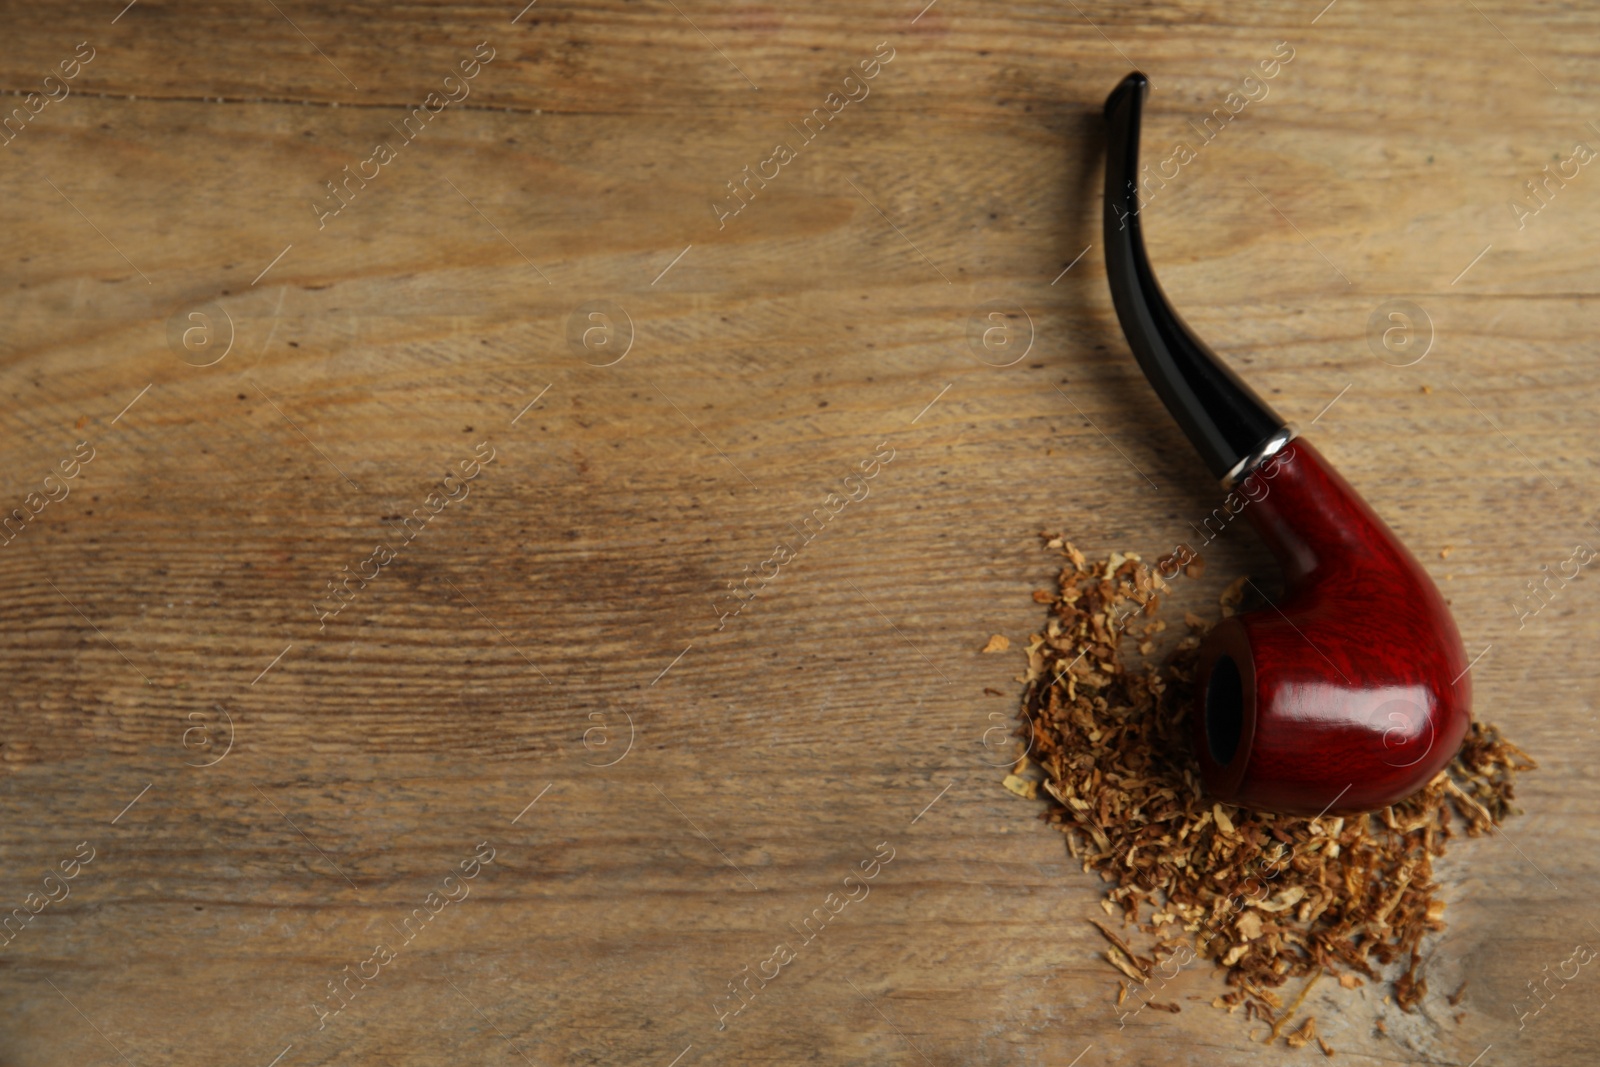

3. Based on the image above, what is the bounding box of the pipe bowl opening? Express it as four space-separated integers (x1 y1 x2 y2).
1206 654 1244 766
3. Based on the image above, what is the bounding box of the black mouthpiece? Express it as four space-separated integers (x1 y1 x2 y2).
1102 71 1287 482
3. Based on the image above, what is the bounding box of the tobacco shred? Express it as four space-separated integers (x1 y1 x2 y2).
1006 537 1536 1041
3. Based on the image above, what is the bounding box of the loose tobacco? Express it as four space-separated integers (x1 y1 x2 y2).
1004 536 1534 1046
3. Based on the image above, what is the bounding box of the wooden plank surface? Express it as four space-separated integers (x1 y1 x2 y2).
2 1 1598 1064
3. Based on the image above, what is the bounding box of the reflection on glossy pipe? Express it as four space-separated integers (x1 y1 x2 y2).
1100 72 1470 815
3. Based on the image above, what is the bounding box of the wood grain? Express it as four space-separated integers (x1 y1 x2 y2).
1 1 1598 1064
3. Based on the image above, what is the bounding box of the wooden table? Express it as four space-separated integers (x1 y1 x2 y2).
2 1 1597 1063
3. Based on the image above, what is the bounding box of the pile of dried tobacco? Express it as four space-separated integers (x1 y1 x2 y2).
999 536 1534 1048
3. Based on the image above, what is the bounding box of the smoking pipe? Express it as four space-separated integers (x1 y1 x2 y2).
1099 72 1470 815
